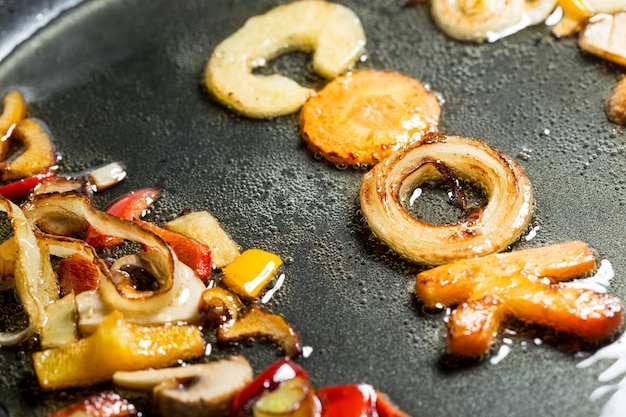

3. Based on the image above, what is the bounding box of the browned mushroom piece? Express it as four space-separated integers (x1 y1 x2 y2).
217 303 303 358
605 77 626 125
578 11 626 67
152 356 253 417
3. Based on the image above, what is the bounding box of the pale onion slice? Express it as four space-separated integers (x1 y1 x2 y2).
431 0 557 42
360 135 534 265
0 91 27 160
205 0 366 118
0 196 56 345
524 0 559 25
76 261 204 334
40 294 78 349
86 161 127 192
22 192 189 314
587 0 626 12
431 0 526 42
0 118 56 182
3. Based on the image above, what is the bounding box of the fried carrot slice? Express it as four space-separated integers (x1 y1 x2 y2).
0 91 27 160
415 241 623 357
300 70 441 166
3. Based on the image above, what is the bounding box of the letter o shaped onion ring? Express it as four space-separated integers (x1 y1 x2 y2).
360 135 533 265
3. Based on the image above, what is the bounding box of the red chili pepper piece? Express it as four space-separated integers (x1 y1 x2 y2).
374 390 412 417
229 357 310 417
317 384 376 417
84 187 161 249
45 391 136 417
0 169 54 202
58 253 101 296
138 220 213 282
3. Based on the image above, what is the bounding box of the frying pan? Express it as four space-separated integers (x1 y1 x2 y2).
0 0 624 416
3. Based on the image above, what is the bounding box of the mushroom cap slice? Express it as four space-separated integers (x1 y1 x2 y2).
153 356 253 417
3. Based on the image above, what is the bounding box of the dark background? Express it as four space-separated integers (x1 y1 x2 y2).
0 1 625 416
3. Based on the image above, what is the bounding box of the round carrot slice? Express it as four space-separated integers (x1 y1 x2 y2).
300 70 441 166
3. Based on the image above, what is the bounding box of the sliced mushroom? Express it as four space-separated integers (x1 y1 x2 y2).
605 76 626 125
217 303 303 358
152 356 253 417
578 11 626 67
200 286 244 327
114 363 224 391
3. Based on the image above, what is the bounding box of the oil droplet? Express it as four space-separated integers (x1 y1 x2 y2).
490 344 511 365
261 273 286 303
563 259 614 293
525 225 540 241
302 345 314 358
577 331 626 417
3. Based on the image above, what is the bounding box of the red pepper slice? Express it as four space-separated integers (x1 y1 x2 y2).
138 220 213 282
46 391 136 417
229 357 310 417
84 187 161 249
317 384 376 417
317 384 412 417
0 169 54 202
375 390 412 417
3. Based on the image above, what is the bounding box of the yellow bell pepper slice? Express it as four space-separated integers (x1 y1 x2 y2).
221 249 282 299
33 310 205 390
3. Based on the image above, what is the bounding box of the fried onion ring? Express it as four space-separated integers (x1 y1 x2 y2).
360 135 533 265
205 0 366 118
0 91 26 160
0 196 55 345
22 192 184 314
431 0 557 42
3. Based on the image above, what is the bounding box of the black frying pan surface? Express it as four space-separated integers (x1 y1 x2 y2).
0 0 625 416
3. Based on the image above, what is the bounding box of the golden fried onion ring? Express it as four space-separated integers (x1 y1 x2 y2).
0 118 56 182
0 91 26 160
205 0 366 118
22 192 184 314
360 135 533 265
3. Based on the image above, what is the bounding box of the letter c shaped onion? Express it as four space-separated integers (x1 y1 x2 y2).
360 135 533 266
205 0 366 118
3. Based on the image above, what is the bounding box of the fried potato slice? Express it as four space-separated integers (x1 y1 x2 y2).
300 70 441 166
415 241 623 357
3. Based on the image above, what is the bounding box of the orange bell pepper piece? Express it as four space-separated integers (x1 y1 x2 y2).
416 241 623 357
33 310 205 390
